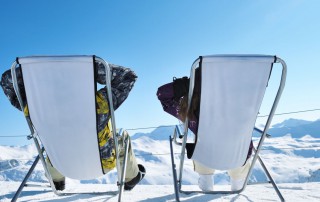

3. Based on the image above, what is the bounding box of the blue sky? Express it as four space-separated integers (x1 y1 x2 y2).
1 0 320 146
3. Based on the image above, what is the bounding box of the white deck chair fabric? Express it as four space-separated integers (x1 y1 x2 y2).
192 55 275 170
170 55 286 202
18 56 103 180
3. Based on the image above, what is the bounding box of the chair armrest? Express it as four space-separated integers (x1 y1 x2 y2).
117 128 125 137
117 128 126 146
254 127 271 138
172 125 183 146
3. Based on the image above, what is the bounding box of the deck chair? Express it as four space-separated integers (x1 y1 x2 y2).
169 55 287 202
10 55 129 202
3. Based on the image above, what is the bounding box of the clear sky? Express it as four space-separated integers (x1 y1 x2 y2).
1 0 320 146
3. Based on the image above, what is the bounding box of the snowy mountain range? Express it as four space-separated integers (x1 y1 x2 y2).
268 118 320 138
0 118 319 186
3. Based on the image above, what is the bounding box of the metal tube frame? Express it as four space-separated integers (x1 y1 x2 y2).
117 132 130 202
11 56 127 201
11 60 63 200
96 56 123 185
170 55 287 202
170 134 180 202
11 149 42 202
176 61 198 190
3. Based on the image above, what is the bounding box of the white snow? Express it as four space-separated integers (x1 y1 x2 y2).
1 121 320 201
1 182 320 201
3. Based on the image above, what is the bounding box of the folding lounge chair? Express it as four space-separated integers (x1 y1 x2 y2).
169 55 287 201
10 55 129 202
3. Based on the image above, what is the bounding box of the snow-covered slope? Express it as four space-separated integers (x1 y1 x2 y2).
0 119 319 185
268 118 320 138
0 118 320 202
1 182 320 202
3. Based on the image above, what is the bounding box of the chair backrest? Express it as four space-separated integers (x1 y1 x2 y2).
14 56 111 180
189 55 276 170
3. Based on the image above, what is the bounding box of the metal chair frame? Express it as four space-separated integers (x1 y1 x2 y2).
10 55 129 202
169 55 287 202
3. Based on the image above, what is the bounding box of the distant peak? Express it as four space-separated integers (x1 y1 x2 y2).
272 118 313 128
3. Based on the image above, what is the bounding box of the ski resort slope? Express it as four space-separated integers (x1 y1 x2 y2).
1 119 320 201
1 182 320 202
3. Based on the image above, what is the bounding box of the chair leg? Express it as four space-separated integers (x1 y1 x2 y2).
251 146 285 202
257 154 285 202
11 154 40 202
117 136 130 202
169 136 180 202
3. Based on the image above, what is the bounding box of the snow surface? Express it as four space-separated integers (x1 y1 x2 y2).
1 182 320 202
1 119 320 201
